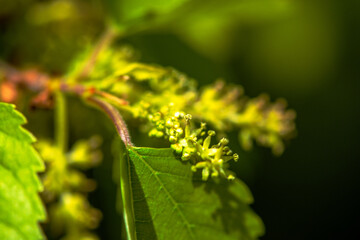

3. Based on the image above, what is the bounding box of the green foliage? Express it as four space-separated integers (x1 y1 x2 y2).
74 44 294 238
172 0 294 60
102 0 294 60
103 0 188 29
0 103 45 240
118 146 264 240
0 1 299 239
0 40 295 240
116 0 188 24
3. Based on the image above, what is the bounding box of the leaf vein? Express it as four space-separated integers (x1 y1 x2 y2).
130 148 196 240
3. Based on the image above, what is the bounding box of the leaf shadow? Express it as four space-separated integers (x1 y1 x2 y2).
130 160 158 240
192 172 261 238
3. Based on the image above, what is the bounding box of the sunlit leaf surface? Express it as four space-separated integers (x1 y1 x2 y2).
0 103 45 240
121 146 264 240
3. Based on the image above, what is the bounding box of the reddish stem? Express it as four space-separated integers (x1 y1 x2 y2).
76 28 117 81
87 96 133 146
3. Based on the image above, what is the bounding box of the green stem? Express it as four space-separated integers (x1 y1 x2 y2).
120 145 137 240
87 96 136 239
55 91 67 153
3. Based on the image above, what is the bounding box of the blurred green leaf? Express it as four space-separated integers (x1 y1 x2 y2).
103 0 294 61
103 0 189 28
0 103 45 240
172 0 294 60
120 146 264 240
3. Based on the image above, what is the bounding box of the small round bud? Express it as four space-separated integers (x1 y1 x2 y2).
171 144 183 153
156 131 164 138
208 130 216 136
165 119 173 128
176 128 183 135
226 150 233 156
220 138 229 145
182 152 191 161
202 168 210 181
211 171 219 178
174 112 184 118
149 129 158 137
189 136 197 142
156 123 165 130
169 136 177 143
227 175 235 180
169 128 176 136
153 112 161 121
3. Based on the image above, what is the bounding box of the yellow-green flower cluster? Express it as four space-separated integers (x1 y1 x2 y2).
146 105 238 181
191 81 242 130
192 82 296 155
36 136 102 240
78 46 296 155
49 193 102 240
236 95 296 155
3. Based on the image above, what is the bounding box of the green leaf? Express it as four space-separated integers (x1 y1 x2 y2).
103 0 189 28
172 0 294 60
0 103 45 240
118 145 264 240
103 0 294 60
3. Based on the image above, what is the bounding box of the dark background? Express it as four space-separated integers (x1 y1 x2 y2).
1 0 359 239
